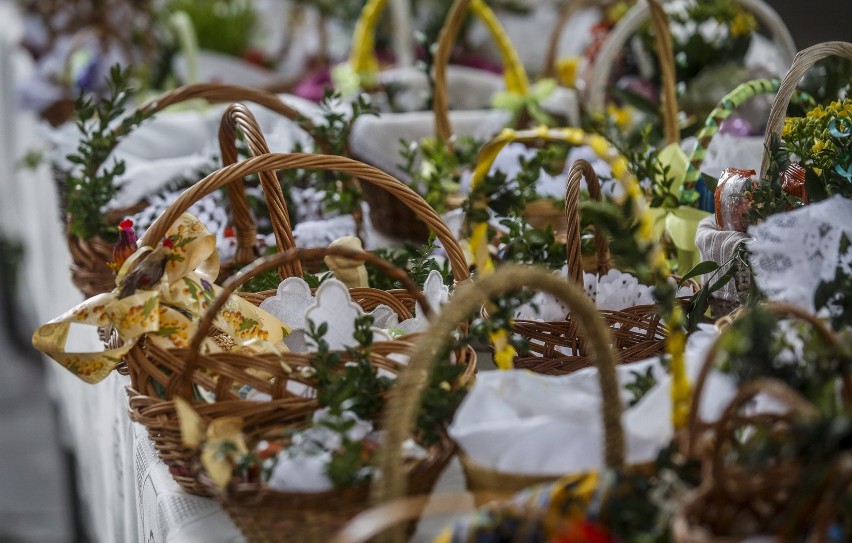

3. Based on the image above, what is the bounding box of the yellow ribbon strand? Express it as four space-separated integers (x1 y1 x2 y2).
32 213 291 384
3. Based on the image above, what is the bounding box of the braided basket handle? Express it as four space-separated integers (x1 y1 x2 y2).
373 265 623 525
218 103 301 279
710 378 817 485
432 0 531 141
566 160 611 285
684 79 814 189
139 153 471 284
685 302 840 458
465 127 632 272
760 41 852 178
169 246 431 400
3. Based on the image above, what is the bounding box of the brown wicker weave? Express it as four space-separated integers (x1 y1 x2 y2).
683 302 845 460
371 265 624 534
65 83 322 298
674 302 851 541
672 379 835 542
126 151 474 495
510 159 681 375
180 248 470 543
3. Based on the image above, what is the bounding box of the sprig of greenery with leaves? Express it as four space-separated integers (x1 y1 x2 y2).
744 134 805 224
397 135 481 212
64 66 152 241
294 310 467 486
370 233 453 291
717 306 852 416
281 89 379 216
678 242 758 331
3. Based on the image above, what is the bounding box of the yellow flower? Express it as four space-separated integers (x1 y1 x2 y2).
555 56 580 88
607 103 632 128
812 139 826 154
806 105 825 120
729 11 756 37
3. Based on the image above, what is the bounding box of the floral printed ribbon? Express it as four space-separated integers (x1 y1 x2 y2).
32 213 289 384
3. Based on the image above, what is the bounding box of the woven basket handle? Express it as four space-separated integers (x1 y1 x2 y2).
218 103 301 279
139 153 471 284
710 378 817 484
465 127 631 272
685 302 840 458
684 79 814 189
585 0 679 145
373 265 623 520
542 0 606 79
587 0 796 136
566 160 611 284
168 245 430 400
432 0 531 142
760 41 852 178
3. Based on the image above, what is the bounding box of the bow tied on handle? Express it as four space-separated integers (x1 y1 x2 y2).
33 213 290 384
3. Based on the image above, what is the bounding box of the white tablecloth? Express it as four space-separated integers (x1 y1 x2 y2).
0 5 245 540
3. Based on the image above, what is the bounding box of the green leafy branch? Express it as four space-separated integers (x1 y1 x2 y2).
65 65 152 241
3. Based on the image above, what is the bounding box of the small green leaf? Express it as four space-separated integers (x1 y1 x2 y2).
679 260 719 286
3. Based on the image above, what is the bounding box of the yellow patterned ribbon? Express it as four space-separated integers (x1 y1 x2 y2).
32 213 290 384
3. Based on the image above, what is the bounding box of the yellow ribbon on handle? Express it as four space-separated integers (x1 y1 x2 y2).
466 126 634 275
466 127 634 370
344 0 530 97
32 213 290 384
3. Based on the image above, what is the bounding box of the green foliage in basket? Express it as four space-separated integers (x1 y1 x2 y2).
397 135 481 213
496 217 565 270
782 98 852 201
163 0 256 57
718 306 852 415
64 66 153 242
745 134 806 225
370 233 453 291
282 89 379 216
679 242 757 332
662 0 754 82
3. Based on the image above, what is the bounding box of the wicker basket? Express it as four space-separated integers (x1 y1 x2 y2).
673 303 852 541
126 151 474 495
683 302 846 461
673 379 826 543
372 265 626 524
509 160 688 375
64 83 323 298
696 42 852 318
352 0 530 242
182 248 471 543
584 0 797 118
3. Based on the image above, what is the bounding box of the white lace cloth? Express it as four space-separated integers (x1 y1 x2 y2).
748 195 852 315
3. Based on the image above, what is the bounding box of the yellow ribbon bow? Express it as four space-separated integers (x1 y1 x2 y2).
32 213 290 384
